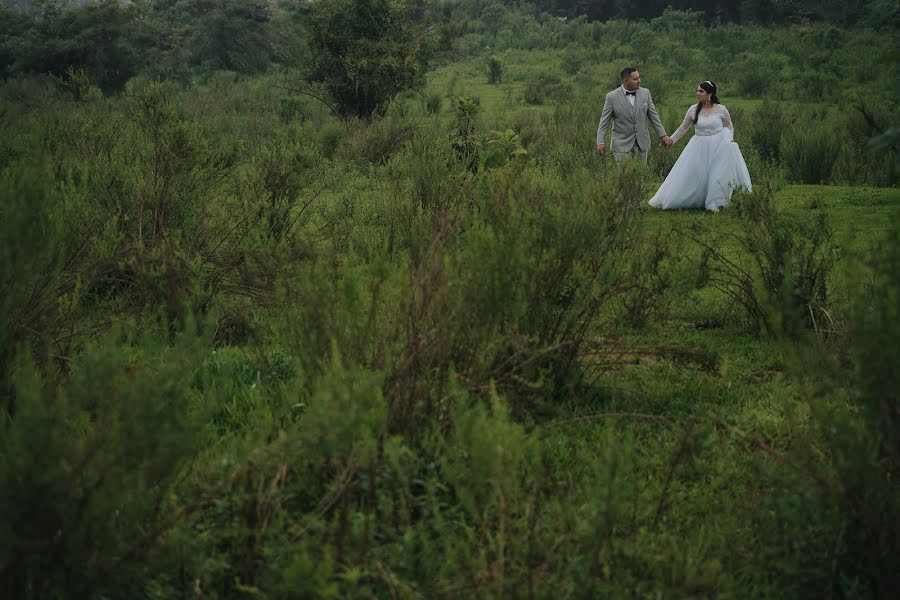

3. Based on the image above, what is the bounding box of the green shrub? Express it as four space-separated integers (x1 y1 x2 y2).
391 128 471 216
125 80 236 245
249 130 319 243
339 114 417 165
424 91 443 114
0 157 81 396
782 121 842 184
318 120 346 159
683 183 838 335
449 95 481 171
306 0 429 119
735 54 771 98
522 71 571 105
487 54 503 84
4 0 142 92
185 0 275 75
827 212 900 594
0 327 212 597
385 165 642 426
748 100 786 164
768 212 900 597
509 108 545 151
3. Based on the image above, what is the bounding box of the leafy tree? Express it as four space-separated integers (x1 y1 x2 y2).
0 6 28 79
305 0 429 119
183 0 276 74
739 0 804 24
3 0 140 91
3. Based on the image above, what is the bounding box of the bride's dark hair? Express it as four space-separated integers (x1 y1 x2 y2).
693 80 720 124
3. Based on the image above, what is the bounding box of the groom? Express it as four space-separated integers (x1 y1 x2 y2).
596 67 671 167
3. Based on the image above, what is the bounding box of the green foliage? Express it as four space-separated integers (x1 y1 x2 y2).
4 0 141 91
424 90 442 114
747 99 786 164
522 70 570 105
683 183 839 336
248 128 318 244
393 126 470 215
53 65 102 101
448 96 527 174
766 211 900 597
0 5 898 598
184 0 276 75
339 112 417 165
306 0 429 119
829 211 900 594
391 166 640 422
0 157 79 395
449 94 480 171
782 119 842 184
486 54 502 84
0 326 211 597
478 128 527 171
317 120 346 159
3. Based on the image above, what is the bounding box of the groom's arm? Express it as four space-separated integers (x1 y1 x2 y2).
646 92 668 141
596 95 613 154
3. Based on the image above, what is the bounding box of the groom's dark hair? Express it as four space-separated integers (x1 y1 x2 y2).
620 67 637 80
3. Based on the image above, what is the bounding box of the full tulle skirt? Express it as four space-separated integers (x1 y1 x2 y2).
649 128 751 211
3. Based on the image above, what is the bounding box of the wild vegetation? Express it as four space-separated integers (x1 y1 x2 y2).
1 1 898 598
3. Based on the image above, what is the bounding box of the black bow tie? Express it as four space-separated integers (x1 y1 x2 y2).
625 91 636 96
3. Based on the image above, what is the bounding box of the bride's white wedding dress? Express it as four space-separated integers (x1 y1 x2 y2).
649 104 751 211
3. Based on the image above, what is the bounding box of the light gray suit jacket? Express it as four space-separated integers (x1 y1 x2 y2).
596 86 667 153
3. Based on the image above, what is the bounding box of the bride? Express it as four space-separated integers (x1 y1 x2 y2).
649 80 751 211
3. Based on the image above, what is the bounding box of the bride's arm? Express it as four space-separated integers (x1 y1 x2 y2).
670 106 695 144
721 105 734 132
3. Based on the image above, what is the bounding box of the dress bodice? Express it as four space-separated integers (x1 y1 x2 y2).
671 104 733 143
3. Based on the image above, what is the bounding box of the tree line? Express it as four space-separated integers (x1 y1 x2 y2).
505 0 898 26
1 0 897 124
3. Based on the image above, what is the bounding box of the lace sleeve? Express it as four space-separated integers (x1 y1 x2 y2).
670 106 695 144
721 105 734 131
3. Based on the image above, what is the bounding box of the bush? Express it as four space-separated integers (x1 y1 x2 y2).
735 54 771 98
318 120 346 159
424 91 442 114
747 100 786 164
3 0 142 92
185 0 275 75
781 120 842 184
391 128 470 216
306 0 429 119
0 327 212 597
0 157 80 396
828 211 900 594
487 55 503 84
340 114 417 165
773 212 900 597
522 71 571 105
682 183 838 335
386 165 643 425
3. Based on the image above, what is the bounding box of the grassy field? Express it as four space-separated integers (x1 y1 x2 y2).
1 8 898 598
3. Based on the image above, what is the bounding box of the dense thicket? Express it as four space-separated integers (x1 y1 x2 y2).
503 0 899 26
1 0 898 94
1 1 898 598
